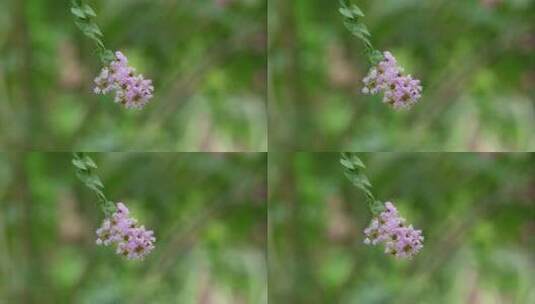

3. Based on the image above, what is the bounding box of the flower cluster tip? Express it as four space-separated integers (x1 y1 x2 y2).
362 51 422 110
96 202 155 260
363 201 423 259
94 51 154 109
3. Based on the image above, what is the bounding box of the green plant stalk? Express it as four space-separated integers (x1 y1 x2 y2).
72 152 116 216
70 0 114 64
338 0 383 65
340 153 385 215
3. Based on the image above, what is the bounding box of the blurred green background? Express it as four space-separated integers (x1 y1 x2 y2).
0 0 266 151
269 153 535 303
0 152 267 303
269 0 535 151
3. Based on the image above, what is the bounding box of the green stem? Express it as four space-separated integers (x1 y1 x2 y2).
338 0 384 65
70 0 114 64
72 153 116 216
340 153 385 215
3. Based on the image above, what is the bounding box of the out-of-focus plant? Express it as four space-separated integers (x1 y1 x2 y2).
339 0 422 110
72 152 156 260
70 0 154 109
340 153 424 259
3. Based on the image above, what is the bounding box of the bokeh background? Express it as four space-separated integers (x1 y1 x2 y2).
269 0 535 151
269 153 535 303
0 153 267 303
0 0 266 151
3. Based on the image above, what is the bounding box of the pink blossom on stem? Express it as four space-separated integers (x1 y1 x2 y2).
94 51 154 109
363 201 423 259
96 202 155 260
362 51 422 110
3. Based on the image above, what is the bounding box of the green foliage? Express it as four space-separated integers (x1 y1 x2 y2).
70 0 111 63
0 0 267 151
338 0 383 64
82 4 97 17
340 153 384 215
70 7 86 19
269 0 535 151
269 153 535 304
72 152 115 216
338 1 364 18
0 152 267 303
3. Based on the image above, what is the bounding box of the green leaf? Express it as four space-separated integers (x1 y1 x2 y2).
341 153 377 207
353 182 374 200
341 153 366 169
339 0 379 62
93 37 106 50
75 171 89 185
344 21 370 38
99 50 115 64
71 0 83 7
339 1 364 18
88 175 104 189
354 32 371 46
340 158 355 170
72 153 109 208
101 201 117 217
355 23 370 36
351 156 365 169
82 4 97 17
357 172 371 187
76 171 104 189
75 170 90 184
76 25 105 50
345 171 371 190
80 23 103 38
75 21 102 37
87 184 105 199
339 8 354 19
368 50 384 65
72 159 87 170
87 23 103 37
83 156 97 169
70 7 86 19
349 4 365 17
74 20 89 33
370 200 385 215
339 0 350 9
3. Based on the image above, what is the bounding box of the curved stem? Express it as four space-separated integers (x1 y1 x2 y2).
72 153 115 216
338 0 383 65
340 153 384 215
70 0 114 64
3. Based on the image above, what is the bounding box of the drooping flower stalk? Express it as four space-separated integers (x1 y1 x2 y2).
338 0 423 109
340 153 424 259
70 0 154 109
72 152 115 216
70 0 113 64
72 153 156 260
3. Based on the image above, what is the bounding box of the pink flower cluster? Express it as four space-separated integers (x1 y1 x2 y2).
364 202 423 259
362 51 422 110
96 202 156 260
94 51 154 109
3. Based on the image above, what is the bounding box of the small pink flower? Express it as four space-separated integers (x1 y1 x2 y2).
363 201 423 259
362 51 422 110
94 51 154 109
96 202 155 260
